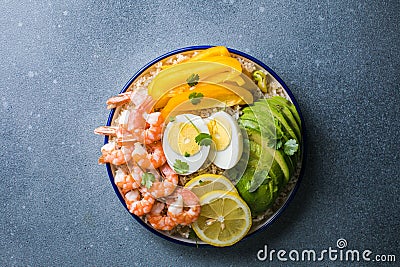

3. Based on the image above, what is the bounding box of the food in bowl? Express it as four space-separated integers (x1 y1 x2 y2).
94 46 303 247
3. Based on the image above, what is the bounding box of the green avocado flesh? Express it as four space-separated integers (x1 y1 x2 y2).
235 96 302 216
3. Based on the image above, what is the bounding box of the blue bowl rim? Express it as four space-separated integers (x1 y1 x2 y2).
103 45 306 247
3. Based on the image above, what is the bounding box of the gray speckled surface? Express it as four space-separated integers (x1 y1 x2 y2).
1 0 399 266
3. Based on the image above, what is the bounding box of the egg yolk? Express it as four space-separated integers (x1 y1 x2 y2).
167 122 200 156
207 118 231 151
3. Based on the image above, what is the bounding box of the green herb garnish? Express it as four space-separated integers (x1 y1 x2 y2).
169 116 175 122
195 133 212 146
141 172 156 189
188 92 204 105
173 159 189 174
183 115 212 146
184 152 191 157
283 139 298 156
186 73 200 87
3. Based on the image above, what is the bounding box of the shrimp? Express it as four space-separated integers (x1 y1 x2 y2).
143 112 164 144
146 141 167 169
94 125 139 147
125 187 155 216
129 142 164 170
126 96 156 132
146 201 177 230
128 142 150 169
106 90 151 110
148 164 178 199
168 188 201 226
106 92 133 109
146 188 200 230
114 168 141 194
94 126 118 136
94 111 163 147
125 111 164 145
98 141 132 165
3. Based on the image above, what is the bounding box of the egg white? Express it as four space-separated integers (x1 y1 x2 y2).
162 114 210 175
207 111 243 169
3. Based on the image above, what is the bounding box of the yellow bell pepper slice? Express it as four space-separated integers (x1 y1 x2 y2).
148 59 242 100
160 46 231 70
160 83 253 119
187 46 231 62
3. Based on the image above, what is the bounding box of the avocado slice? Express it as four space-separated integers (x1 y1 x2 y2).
238 118 260 132
254 100 300 143
267 99 301 142
269 105 299 143
250 130 292 184
272 149 292 185
248 134 286 188
236 164 278 215
270 96 301 128
241 105 283 140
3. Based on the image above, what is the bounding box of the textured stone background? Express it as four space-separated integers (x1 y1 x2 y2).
1 0 399 266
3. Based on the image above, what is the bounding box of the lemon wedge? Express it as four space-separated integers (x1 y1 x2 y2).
184 174 238 198
192 190 252 247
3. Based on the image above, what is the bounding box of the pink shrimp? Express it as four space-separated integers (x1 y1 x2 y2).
167 188 201 226
146 141 167 169
126 96 156 132
94 111 163 147
94 125 137 146
142 112 164 144
146 201 177 230
98 141 132 165
128 142 166 170
125 187 155 216
106 92 133 109
148 164 178 199
114 168 141 194
106 90 151 110
94 126 118 136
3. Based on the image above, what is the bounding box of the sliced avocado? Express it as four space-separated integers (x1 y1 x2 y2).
254 100 299 142
269 160 284 188
249 137 285 188
267 99 301 142
236 165 277 215
271 148 292 185
269 105 299 143
271 96 301 128
238 118 260 132
246 128 262 145
242 105 280 139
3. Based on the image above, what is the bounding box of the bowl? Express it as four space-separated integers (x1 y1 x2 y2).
103 45 305 247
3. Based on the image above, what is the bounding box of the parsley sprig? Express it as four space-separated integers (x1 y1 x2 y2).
188 92 204 105
183 115 212 147
195 133 212 146
173 159 189 174
283 139 298 156
186 73 199 87
141 172 156 189
134 161 156 189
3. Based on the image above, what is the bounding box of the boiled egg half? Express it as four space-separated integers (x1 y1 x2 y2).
163 114 210 175
206 111 243 169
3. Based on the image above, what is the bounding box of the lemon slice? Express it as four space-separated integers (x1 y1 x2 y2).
192 190 252 247
184 174 238 198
